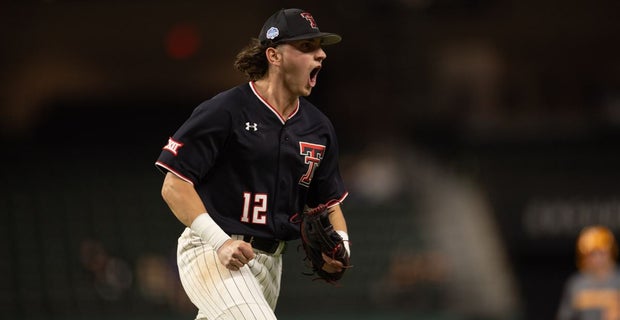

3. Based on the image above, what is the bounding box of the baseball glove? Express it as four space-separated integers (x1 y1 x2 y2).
299 203 350 283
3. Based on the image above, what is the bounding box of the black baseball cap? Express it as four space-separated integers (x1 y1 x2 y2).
258 8 342 46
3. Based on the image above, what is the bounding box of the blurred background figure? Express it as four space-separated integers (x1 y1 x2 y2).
557 225 620 320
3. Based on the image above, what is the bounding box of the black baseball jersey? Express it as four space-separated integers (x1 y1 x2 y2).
155 82 348 240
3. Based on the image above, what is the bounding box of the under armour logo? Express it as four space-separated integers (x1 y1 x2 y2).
163 137 184 156
245 122 258 131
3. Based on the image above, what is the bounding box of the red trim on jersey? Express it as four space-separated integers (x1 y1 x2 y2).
155 161 195 186
249 82 299 124
327 191 349 208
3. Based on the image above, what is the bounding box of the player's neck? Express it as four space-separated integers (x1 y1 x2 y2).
253 80 299 119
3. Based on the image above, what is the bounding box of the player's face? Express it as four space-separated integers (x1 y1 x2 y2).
278 38 326 97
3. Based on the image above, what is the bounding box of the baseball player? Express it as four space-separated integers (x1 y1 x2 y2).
155 8 350 319
556 225 620 320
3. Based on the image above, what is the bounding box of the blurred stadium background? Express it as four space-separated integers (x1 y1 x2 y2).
1 0 620 319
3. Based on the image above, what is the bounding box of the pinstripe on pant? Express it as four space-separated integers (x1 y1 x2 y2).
177 228 282 320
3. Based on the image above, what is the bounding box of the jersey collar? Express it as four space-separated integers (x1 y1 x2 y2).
249 82 299 124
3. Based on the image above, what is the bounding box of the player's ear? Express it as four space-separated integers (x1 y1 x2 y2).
265 46 282 65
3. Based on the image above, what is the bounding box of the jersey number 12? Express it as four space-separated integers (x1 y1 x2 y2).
240 192 267 225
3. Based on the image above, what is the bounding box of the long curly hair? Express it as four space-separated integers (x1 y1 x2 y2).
234 38 271 82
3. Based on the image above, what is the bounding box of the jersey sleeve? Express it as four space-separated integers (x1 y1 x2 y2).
306 120 348 207
155 100 231 185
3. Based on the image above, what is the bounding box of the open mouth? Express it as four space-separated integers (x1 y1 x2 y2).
309 66 321 87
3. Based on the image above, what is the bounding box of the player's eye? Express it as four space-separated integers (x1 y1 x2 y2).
294 40 321 53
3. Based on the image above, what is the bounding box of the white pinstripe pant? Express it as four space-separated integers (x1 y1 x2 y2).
177 228 282 320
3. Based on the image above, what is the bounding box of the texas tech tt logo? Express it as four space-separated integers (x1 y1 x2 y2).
300 12 318 29
299 141 325 187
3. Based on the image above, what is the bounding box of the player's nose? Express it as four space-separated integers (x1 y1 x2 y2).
315 47 326 61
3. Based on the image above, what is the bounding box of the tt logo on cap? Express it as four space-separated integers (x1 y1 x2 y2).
266 27 279 40
300 12 318 29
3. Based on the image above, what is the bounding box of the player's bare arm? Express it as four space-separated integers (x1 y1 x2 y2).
161 172 255 270
327 204 347 233
160 172 206 227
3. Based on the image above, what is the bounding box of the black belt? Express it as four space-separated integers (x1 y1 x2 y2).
233 235 286 254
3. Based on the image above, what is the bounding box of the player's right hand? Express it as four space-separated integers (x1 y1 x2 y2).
217 239 256 271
